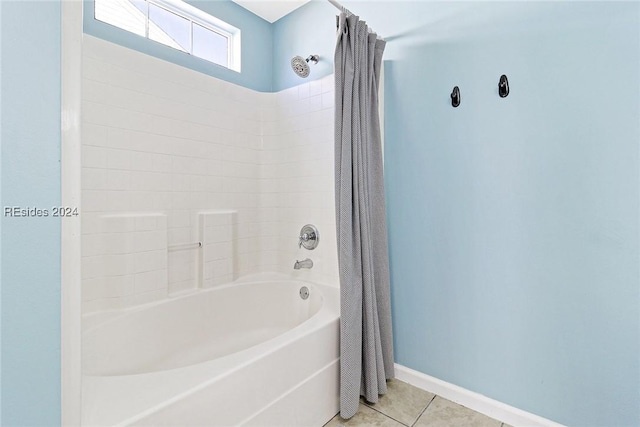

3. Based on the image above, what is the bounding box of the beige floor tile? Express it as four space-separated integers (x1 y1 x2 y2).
415 396 502 427
362 379 435 426
324 404 404 427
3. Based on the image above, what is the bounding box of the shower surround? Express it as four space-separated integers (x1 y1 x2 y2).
81 35 338 314
80 35 340 425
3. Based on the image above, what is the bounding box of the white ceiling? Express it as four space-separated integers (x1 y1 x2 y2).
232 0 312 23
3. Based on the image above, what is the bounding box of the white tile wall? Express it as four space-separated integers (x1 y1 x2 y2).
81 35 337 314
260 75 339 286
82 214 168 313
199 210 237 288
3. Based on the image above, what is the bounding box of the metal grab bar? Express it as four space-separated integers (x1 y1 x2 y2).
168 242 202 251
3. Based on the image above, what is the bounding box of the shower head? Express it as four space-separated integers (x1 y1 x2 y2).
291 55 319 78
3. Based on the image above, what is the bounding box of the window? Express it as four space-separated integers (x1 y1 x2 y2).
95 0 241 71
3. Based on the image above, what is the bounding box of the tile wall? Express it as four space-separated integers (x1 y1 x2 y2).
81 36 337 314
262 78 339 286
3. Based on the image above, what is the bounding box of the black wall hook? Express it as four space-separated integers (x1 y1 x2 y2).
451 86 461 107
499 75 509 98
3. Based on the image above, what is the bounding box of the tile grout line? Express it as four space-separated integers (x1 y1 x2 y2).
361 402 411 427
325 388 504 427
410 394 437 427
363 390 438 427
323 405 405 427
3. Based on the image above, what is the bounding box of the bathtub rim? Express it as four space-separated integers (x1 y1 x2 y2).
82 278 331 377
82 272 335 332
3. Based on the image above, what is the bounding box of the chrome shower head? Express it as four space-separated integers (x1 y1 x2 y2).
291 55 319 78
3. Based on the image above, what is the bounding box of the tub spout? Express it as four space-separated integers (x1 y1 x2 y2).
294 258 313 269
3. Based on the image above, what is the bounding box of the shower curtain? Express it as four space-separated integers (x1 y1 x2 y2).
334 12 394 419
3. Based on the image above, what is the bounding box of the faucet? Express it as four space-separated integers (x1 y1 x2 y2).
294 258 313 270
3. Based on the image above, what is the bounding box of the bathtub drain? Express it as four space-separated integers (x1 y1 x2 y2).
299 286 309 300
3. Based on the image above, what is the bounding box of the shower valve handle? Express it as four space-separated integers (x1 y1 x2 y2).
298 224 319 250
299 232 315 248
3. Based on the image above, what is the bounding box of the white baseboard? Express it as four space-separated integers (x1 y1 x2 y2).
394 364 564 427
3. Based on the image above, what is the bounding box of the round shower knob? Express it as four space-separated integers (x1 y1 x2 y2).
299 224 319 250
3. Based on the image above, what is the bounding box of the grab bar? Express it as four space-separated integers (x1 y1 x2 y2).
168 242 203 251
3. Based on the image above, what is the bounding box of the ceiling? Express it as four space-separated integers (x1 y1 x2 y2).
232 0 312 23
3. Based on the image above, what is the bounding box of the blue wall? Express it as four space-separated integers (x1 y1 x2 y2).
275 1 640 425
83 0 274 91
0 1 62 426
272 1 336 92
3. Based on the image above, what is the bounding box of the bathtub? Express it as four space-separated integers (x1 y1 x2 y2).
81 277 340 426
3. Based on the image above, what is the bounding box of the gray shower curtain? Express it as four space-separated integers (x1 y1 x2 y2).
334 12 394 419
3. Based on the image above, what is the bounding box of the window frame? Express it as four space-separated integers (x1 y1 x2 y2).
94 0 241 72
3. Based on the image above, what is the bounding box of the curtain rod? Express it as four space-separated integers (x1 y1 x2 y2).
327 0 354 17
327 0 383 38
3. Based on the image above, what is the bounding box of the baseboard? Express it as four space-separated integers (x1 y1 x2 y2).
394 364 565 427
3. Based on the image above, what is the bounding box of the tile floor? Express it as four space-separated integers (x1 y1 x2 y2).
324 379 511 427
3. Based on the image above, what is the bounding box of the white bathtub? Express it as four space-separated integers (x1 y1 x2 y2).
81 277 340 426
